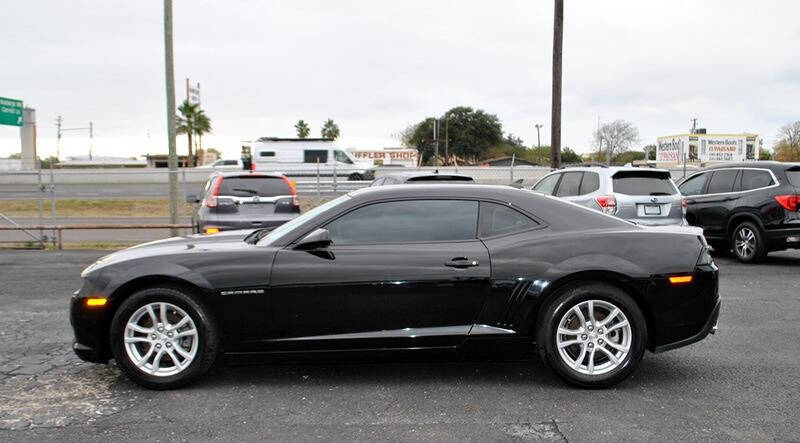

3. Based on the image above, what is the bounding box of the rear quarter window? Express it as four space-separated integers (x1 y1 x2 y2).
218 177 292 197
784 167 800 188
740 170 774 191
612 171 676 196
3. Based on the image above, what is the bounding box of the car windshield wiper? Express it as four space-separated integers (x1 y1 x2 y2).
244 227 277 244
650 192 672 196
232 188 259 195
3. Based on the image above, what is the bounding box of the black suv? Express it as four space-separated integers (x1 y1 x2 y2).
678 162 800 262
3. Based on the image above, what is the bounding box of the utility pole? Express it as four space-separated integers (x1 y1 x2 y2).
88 121 93 160
534 123 543 149
164 0 179 236
55 115 62 160
690 117 698 134
433 118 439 167
444 115 449 166
550 0 564 169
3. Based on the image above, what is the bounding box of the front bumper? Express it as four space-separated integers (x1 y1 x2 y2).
70 287 112 363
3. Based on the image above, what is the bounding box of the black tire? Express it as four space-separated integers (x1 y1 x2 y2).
536 282 647 389
109 286 219 390
348 173 363 181
730 221 767 263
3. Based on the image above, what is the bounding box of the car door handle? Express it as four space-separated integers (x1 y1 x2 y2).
445 257 479 268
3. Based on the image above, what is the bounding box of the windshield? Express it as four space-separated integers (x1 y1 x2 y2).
218 176 291 197
257 194 350 246
334 150 354 164
611 171 677 196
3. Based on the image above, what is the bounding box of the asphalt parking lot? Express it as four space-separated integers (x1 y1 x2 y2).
1 249 798 442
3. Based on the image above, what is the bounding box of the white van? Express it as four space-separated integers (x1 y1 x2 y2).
251 138 375 180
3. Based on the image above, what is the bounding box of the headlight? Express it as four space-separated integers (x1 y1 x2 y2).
696 246 714 266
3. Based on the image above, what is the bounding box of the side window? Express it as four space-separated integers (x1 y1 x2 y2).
678 173 710 196
326 200 479 245
334 150 353 164
304 150 328 164
706 170 739 194
555 172 582 197
579 172 600 195
259 151 275 158
369 178 385 187
479 202 538 237
740 170 774 191
533 173 560 195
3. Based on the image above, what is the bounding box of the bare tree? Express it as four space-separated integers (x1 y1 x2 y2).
776 121 800 161
592 120 640 164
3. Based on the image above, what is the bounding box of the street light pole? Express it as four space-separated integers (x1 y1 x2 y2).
534 123 543 149
164 0 179 236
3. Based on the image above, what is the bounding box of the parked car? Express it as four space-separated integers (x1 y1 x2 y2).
251 138 375 180
188 172 300 234
532 165 686 226
678 161 800 262
72 184 719 390
370 171 474 186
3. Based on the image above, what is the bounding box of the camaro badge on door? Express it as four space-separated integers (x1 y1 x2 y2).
220 289 265 295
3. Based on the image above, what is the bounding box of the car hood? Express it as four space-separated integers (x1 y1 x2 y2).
81 229 256 277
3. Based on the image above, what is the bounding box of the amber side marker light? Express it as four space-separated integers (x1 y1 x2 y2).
669 275 693 285
86 298 108 307
205 227 220 234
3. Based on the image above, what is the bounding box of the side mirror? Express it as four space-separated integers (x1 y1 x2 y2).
186 194 200 203
296 228 332 250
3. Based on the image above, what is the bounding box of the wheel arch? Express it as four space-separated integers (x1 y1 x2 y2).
529 271 656 350
726 211 764 240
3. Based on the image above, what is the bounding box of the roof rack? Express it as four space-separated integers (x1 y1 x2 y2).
558 162 608 169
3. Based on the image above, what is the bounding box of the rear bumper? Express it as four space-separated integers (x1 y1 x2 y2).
200 214 298 232
765 227 800 250
653 298 720 353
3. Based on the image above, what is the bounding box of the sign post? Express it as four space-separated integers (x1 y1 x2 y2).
0 97 24 127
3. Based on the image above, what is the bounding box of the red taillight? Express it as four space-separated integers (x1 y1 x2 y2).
204 177 223 208
595 195 617 215
774 195 799 211
681 197 688 216
281 175 299 207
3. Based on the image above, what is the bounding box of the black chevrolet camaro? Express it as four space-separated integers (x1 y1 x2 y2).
71 185 720 389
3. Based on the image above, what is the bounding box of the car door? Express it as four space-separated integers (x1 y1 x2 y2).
689 169 740 238
532 172 561 195
266 199 491 351
554 171 583 203
679 171 711 228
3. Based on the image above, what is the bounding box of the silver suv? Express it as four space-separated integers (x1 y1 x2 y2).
531 165 686 226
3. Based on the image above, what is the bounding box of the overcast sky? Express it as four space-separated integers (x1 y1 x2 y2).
1 0 799 160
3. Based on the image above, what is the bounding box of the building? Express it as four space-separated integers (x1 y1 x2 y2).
656 131 763 166
145 154 191 168
347 147 419 167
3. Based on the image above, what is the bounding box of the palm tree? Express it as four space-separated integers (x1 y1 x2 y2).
295 120 310 138
177 100 212 166
321 119 340 140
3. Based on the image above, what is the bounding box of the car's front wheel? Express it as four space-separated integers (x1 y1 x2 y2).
109 287 219 390
537 282 647 389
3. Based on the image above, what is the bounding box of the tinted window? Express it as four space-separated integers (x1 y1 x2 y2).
786 167 800 187
741 169 775 191
407 175 474 183
612 171 676 196
533 173 560 195
679 173 710 196
218 176 292 197
479 202 538 237
705 169 739 194
304 150 328 163
555 172 582 197
580 172 600 195
326 200 478 245
259 151 275 158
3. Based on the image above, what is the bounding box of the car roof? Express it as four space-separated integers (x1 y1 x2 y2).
211 171 285 179
699 161 800 172
547 165 672 176
380 171 474 181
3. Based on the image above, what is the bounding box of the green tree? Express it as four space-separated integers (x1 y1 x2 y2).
38 156 60 169
320 119 340 140
177 100 212 167
8 152 21 159
759 148 772 161
561 147 582 164
403 106 503 165
295 120 310 139
643 144 657 160
612 150 645 164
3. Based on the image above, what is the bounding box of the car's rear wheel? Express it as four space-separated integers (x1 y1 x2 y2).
731 221 767 263
348 173 363 181
536 282 646 389
109 287 219 390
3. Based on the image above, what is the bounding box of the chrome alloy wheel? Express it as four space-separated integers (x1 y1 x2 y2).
123 302 199 377
556 300 632 376
735 227 756 259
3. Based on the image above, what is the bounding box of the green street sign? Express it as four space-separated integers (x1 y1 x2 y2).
0 96 24 127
